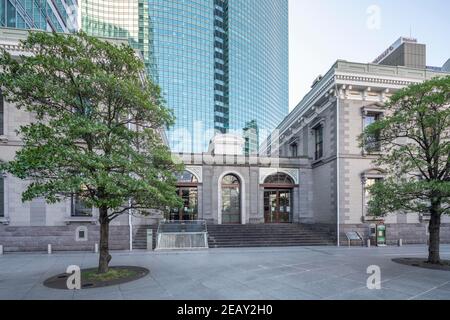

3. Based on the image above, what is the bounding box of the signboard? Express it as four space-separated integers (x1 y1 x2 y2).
346 232 362 241
376 225 386 246
372 37 418 64
345 232 363 247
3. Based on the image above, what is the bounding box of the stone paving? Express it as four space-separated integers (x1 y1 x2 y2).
1 245 450 300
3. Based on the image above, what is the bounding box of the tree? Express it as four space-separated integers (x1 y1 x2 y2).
0 31 183 273
360 76 450 264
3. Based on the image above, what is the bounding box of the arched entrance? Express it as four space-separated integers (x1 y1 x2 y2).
168 171 199 221
221 174 241 224
262 173 295 223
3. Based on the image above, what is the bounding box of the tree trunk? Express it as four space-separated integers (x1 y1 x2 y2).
98 206 112 274
428 211 441 265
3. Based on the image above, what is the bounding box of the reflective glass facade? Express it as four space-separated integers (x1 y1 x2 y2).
151 0 288 153
81 0 156 78
0 0 78 32
228 0 289 153
149 0 215 153
81 0 289 153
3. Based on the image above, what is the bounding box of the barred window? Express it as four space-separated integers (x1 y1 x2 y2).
314 125 323 160
0 175 4 217
364 113 382 153
0 89 4 135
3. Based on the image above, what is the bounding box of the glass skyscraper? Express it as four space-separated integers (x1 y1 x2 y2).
150 0 289 153
82 0 289 153
0 0 78 32
80 0 156 77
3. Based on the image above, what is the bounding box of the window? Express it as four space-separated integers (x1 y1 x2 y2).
264 173 295 186
71 195 93 217
75 226 88 242
290 143 298 158
168 171 199 221
364 178 383 209
221 174 241 224
175 171 198 184
314 125 323 160
0 175 4 217
0 89 4 135
364 113 381 153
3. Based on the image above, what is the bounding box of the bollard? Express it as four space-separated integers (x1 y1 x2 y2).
47 244 52 254
0 245 3 255
398 239 403 247
367 239 371 248
147 229 153 251
94 243 99 253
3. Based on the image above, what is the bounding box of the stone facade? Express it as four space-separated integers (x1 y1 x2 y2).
267 59 450 246
1 31 449 251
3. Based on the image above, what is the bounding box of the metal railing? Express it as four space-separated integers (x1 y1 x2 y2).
156 220 208 250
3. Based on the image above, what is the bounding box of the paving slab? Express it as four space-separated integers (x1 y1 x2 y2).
0 245 450 300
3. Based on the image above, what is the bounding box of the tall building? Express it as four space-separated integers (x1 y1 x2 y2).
80 0 156 77
158 0 289 153
373 37 426 69
2 30 450 251
0 0 78 32
243 120 259 156
80 0 289 153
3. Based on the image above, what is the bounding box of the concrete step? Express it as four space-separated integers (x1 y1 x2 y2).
207 224 335 248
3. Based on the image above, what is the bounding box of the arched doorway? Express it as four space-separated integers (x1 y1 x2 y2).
168 171 199 221
221 174 241 224
262 173 295 223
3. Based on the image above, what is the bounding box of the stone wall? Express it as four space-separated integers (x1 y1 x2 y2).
0 225 130 252
339 223 450 246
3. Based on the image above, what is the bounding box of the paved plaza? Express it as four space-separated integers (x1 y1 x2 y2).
1 245 450 300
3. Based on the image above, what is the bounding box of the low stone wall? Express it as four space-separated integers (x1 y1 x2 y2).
0 225 130 252
339 223 450 246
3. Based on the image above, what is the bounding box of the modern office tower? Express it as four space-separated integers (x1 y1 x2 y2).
373 37 426 69
152 0 289 153
80 0 288 153
80 0 156 77
0 0 78 32
243 120 259 156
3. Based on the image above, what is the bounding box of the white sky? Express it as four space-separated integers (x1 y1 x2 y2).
289 0 450 110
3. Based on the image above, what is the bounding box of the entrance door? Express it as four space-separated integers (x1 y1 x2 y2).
168 187 198 221
221 174 241 224
264 189 292 223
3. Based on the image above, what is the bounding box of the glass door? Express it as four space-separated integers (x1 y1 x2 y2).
168 187 198 221
264 189 292 223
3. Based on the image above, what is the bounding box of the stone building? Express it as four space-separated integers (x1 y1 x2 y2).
1 31 449 251
262 37 450 245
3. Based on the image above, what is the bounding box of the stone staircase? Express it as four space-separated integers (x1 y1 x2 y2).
132 225 158 250
207 224 336 248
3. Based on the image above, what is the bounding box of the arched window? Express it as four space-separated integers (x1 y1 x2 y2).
264 173 295 186
263 173 294 223
222 174 240 186
221 174 241 224
175 171 198 184
168 171 199 221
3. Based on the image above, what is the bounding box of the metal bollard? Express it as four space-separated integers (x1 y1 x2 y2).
398 239 403 247
147 229 153 251
0 245 3 255
367 239 371 248
47 244 52 254
94 243 99 253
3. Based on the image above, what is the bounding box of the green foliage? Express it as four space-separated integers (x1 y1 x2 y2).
359 76 450 217
0 31 183 220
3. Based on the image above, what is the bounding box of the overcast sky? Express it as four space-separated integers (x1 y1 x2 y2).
289 0 450 110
